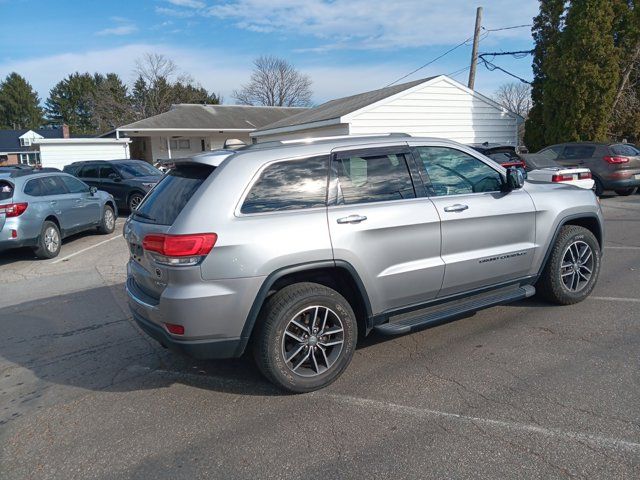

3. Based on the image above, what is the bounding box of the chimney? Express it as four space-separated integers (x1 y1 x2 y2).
62 124 70 138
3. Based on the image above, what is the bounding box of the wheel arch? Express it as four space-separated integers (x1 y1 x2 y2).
537 212 603 279
237 261 373 356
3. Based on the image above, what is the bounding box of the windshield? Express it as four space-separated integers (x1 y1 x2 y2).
117 162 161 179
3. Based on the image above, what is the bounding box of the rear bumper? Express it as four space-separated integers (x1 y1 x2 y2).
0 217 38 251
125 271 264 359
130 307 242 359
601 170 640 189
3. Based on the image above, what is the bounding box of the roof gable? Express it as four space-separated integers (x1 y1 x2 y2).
253 77 436 134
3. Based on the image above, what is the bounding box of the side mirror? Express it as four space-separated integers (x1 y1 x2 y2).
505 167 525 191
89 186 98 196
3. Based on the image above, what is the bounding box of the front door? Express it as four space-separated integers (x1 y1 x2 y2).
98 163 127 205
327 146 444 315
411 144 536 297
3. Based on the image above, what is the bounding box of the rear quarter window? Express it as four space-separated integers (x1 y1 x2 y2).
563 145 596 159
241 156 329 214
134 164 213 225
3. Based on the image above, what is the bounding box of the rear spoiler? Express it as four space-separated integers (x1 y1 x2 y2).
159 150 234 169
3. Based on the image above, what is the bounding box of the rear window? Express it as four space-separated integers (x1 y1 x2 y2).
133 164 213 225
611 144 640 156
0 181 13 201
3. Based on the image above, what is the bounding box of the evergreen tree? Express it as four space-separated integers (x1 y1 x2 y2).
543 0 619 144
524 0 565 151
92 73 135 133
45 72 98 135
0 73 43 129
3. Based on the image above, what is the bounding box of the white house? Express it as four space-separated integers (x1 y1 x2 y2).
251 75 522 145
114 104 307 163
34 138 131 170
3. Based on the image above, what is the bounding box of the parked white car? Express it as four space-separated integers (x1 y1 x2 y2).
523 153 595 190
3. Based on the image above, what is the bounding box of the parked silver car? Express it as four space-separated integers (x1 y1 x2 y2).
0 170 117 258
124 134 604 392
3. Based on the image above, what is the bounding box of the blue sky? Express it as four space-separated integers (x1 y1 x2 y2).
0 0 539 105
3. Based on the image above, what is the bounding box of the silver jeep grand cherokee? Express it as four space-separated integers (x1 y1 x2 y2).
124 134 604 392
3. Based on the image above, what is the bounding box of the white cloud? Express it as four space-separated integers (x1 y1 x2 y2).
96 17 137 36
0 43 520 107
197 0 537 50
96 25 137 36
167 0 206 8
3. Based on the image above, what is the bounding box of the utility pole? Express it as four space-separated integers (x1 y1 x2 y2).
468 6 483 90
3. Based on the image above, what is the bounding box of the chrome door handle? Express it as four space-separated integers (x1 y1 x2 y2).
444 204 468 212
337 214 368 224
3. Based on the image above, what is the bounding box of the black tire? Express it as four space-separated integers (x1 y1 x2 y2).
128 193 144 211
614 187 636 196
536 225 601 305
593 177 604 196
97 205 116 234
34 221 61 259
253 282 357 393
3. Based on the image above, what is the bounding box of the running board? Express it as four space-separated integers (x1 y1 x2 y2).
374 285 536 336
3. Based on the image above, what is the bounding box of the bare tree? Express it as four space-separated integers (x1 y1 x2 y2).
233 56 312 107
493 82 532 117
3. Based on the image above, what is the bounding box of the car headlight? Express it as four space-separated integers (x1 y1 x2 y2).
142 182 156 189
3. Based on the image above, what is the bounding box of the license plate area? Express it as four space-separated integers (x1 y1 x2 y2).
129 241 144 262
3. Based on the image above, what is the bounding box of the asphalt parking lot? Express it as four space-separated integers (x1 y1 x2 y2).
1 197 639 479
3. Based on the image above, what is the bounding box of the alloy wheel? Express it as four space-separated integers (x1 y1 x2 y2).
44 226 60 253
561 240 593 292
104 208 115 230
130 195 142 210
281 306 344 378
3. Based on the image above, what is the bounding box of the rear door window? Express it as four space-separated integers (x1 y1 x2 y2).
134 164 213 225
563 145 595 160
99 164 118 179
241 156 329 214
331 151 415 205
39 176 68 196
79 164 100 178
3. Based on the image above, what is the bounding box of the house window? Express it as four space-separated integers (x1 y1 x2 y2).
169 139 191 150
20 137 32 147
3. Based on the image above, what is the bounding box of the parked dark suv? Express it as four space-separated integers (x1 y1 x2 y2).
64 160 162 211
536 142 640 196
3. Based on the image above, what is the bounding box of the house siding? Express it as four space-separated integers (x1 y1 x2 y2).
347 78 518 145
254 124 349 143
39 143 130 169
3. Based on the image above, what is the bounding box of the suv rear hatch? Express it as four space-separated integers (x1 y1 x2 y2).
125 162 217 300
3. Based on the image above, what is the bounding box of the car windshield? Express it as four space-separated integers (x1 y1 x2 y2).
117 162 161 179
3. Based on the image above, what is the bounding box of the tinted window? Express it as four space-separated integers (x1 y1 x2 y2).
416 147 502 196
563 145 595 159
99 164 118 179
241 156 329 214
117 162 161 178
80 164 99 178
60 175 89 193
39 176 68 195
611 144 640 156
331 152 415 205
0 180 14 200
134 164 213 225
24 179 43 196
538 147 562 161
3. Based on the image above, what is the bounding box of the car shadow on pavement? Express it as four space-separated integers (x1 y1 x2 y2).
0 283 285 401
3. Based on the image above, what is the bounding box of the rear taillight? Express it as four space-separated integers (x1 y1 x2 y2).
552 174 573 182
142 233 217 266
578 171 592 179
0 202 28 217
603 155 629 164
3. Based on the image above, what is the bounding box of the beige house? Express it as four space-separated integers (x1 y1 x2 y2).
115 104 307 163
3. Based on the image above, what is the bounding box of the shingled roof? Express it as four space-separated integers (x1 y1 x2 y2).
118 104 308 131
0 128 66 153
253 77 436 134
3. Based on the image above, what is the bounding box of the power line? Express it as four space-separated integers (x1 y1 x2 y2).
478 57 532 84
483 23 532 32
